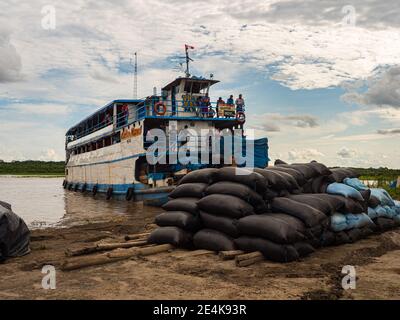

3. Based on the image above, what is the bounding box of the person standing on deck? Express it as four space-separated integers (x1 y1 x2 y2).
227 95 234 105
235 94 245 113
201 93 211 117
216 97 225 117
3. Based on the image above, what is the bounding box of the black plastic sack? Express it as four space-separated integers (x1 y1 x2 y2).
288 194 335 216
359 189 371 202
335 196 364 214
237 214 306 244
266 166 307 186
197 194 254 219
155 211 201 231
334 231 351 245
311 175 335 193
147 226 193 248
329 168 358 182
263 189 279 201
0 202 30 262
368 195 381 208
274 159 288 165
162 197 200 215
234 236 299 262
307 194 345 212
293 242 315 257
205 181 267 212
193 229 236 251
319 230 336 247
309 161 332 176
215 167 267 193
169 183 208 199
277 163 320 180
199 211 239 238
270 197 328 228
254 168 296 191
178 168 218 185
374 217 397 231
345 228 364 243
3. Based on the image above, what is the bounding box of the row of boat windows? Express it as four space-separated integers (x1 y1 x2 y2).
71 132 121 155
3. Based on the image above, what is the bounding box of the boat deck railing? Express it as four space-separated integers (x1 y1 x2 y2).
67 98 244 143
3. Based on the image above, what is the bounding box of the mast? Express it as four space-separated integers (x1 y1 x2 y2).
133 52 137 99
184 45 194 77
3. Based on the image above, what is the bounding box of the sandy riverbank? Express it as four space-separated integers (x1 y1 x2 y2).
1 214 400 300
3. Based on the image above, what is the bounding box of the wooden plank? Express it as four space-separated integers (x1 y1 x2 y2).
124 232 150 241
65 240 148 257
174 250 215 259
235 251 263 262
61 244 173 271
236 256 264 267
219 250 245 260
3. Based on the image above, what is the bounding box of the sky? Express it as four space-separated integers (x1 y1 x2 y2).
0 0 400 168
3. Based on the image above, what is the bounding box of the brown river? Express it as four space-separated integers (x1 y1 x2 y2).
0 177 162 229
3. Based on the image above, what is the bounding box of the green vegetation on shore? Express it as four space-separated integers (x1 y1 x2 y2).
0 161 65 176
355 167 400 181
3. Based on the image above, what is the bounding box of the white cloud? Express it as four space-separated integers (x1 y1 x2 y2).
288 148 325 161
337 147 357 158
342 66 400 109
0 26 22 82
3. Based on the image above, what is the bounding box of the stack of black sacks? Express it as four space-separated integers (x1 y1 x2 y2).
148 161 399 262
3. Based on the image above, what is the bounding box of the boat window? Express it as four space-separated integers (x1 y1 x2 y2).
104 136 112 147
184 81 201 94
112 132 121 144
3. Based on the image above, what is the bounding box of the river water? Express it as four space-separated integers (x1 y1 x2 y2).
0 177 162 229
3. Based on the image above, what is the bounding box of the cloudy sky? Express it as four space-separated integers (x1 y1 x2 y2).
0 0 400 168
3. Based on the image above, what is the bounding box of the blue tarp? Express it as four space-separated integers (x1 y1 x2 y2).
222 136 270 169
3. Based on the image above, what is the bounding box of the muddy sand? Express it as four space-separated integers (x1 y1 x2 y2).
1 214 400 300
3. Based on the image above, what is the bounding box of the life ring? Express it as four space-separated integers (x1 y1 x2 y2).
126 187 134 201
154 102 167 116
106 187 113 200
92 185 98 196
236 112 246 123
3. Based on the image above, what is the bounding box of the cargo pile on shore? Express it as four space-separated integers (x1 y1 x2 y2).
149 161 400 262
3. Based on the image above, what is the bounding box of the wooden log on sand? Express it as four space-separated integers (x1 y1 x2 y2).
235 252 264 267
219 250 245 260
124 232 150 241
174 250 215 259
61 244 173 271
65 240 148 257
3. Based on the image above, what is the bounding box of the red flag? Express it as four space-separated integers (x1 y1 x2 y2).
185 44 195 50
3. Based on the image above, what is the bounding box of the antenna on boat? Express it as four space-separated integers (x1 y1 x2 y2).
184 44 194 77
130 52 138 99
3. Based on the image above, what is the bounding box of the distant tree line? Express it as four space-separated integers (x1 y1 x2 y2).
0 161 65 175
352 167 400 180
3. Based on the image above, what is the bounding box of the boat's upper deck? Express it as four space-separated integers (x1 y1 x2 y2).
66 76 246 144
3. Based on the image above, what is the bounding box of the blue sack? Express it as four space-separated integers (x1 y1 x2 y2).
343 178 368 191
370 188 395 207
326 183 364 201
383 205 397 219
346 213 374 229
330 213 348 232
375 205 390 218
367 207 378 219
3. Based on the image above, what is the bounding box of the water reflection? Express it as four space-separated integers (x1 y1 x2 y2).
0 177 162 229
